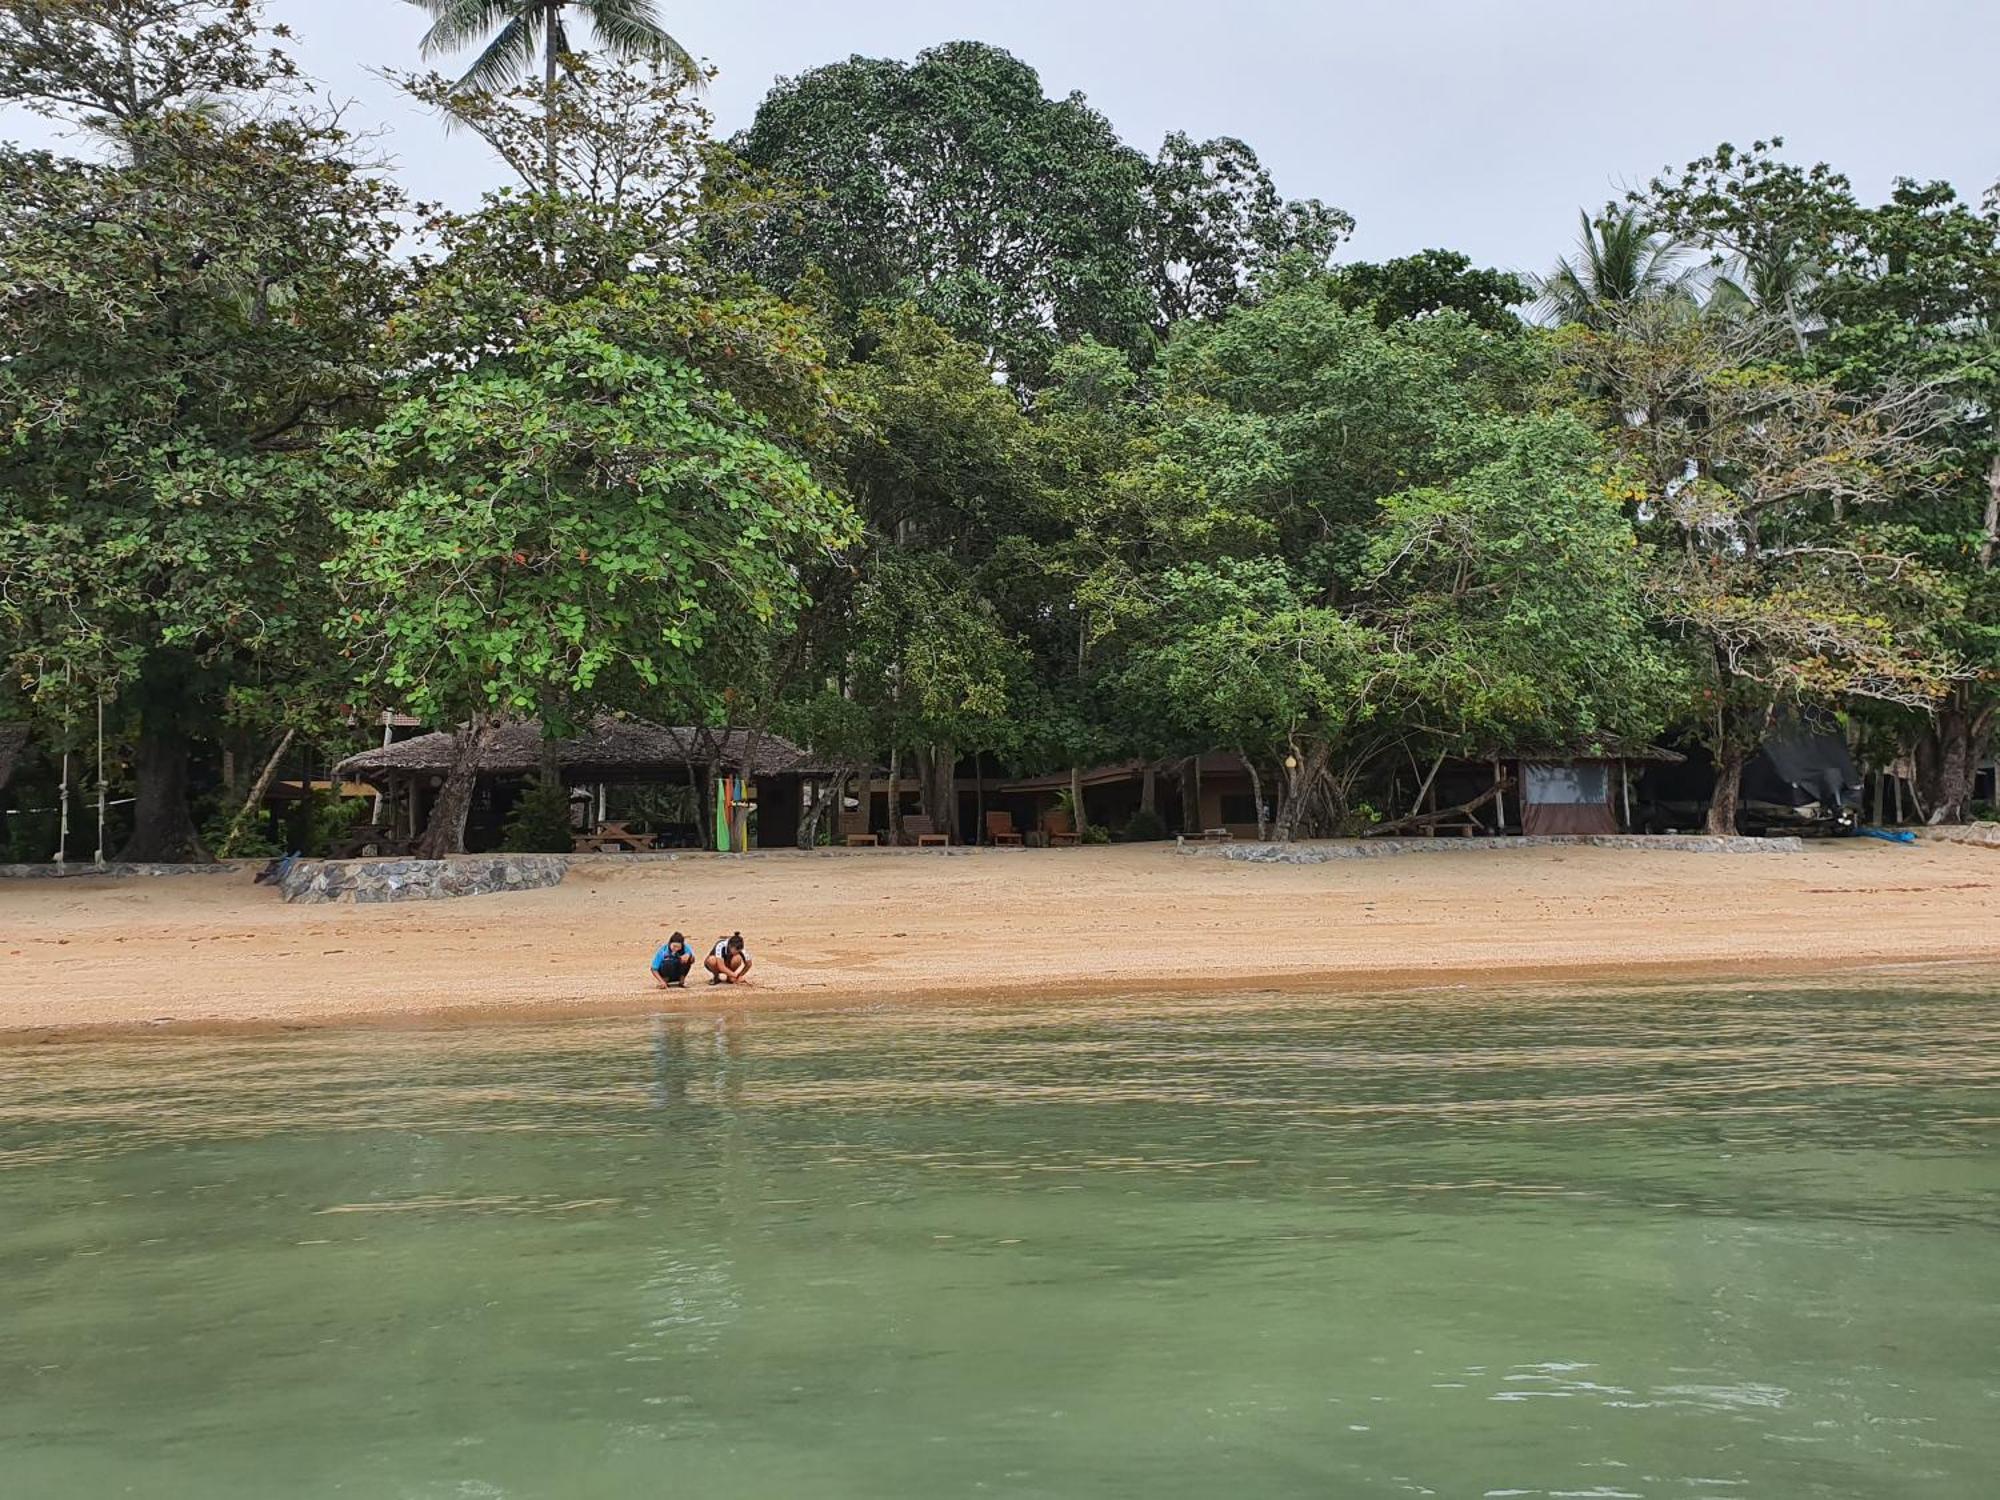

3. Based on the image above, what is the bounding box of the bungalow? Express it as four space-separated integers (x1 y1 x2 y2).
335 718 829 851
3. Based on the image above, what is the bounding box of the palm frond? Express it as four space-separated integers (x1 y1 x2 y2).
406 0 527 60
587 0 700 81
455 11 541 91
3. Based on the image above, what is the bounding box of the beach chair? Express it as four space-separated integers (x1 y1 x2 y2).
903 815 950 848
985 810 1024 846
1044 810 1081 848
838 810 878 848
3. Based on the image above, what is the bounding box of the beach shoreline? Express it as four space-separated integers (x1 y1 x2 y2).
5 842 1998 1041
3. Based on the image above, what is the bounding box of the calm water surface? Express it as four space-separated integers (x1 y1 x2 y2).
1 982 1996 1498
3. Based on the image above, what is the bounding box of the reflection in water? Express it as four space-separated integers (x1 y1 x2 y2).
1 981 1997 1498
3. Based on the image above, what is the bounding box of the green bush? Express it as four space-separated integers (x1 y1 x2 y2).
1081 823 1112 845
202 811 280 860
500 778 577 853
1122 808 1167 842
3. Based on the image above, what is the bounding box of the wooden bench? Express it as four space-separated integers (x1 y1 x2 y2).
844 832 880 847
904 815 949 848
985 810 1024 846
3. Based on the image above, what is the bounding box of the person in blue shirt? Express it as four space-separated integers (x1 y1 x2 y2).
651 931 694 988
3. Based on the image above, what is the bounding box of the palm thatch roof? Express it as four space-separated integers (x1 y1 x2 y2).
0 723 27 790
1479 737 1685 765
335 718 825 782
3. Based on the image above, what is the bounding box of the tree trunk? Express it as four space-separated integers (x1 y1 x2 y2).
119 722 205 863
886 746 904 845
216 727 294 859
1140 763 1157 816
541 0 560 256
416 717 494 859
1180 756 1201 834
1069 765 1088 838
1705 741 1747 836
1239 751 1268 842
915 743 956 839
1272 739 1332 843
1917 684 1989 825
974 752 987 844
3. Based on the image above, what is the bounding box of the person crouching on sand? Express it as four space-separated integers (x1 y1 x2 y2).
652 932 694 989
706 932 752 985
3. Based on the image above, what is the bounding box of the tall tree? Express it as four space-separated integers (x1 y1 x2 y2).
725 42 1153 384
1536 207 1701 328
1816 180 2000 819
328 289 856 856
0 0 406 860
406 0 695 204
1633 139 1854 354
1138 130 1352 331
1559 303 1959 831
723 43 1348 385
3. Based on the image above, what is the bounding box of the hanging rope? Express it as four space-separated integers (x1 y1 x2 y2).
56 663 72 871
95 694 107 868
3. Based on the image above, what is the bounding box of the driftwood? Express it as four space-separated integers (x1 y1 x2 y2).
1362 779 1512 838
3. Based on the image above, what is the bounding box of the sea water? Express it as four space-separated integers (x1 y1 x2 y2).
1 982 1995 1497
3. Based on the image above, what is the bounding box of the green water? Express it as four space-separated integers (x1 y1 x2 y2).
2 984 1996 1498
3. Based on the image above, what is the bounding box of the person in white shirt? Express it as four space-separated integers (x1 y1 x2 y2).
705 931 752 985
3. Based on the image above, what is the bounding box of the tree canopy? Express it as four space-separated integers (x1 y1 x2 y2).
1 4 1988 859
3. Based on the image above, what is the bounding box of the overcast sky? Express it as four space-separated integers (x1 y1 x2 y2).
12 0 1999 277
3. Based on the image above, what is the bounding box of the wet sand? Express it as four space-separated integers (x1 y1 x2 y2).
3 841 1998 1037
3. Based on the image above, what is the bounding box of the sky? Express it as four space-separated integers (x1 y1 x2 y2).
10 0 1999 278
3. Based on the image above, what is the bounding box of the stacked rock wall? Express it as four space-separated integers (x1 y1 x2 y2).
279 855 569 904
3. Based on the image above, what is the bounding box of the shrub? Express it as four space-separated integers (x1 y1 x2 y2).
1081 824 1112 845
500 779 577 853
1122 808 1167 842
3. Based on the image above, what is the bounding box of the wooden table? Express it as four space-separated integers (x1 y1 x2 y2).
574 821 649 853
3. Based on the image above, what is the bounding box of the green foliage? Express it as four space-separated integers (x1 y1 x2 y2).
328 291 858 729
1367 412 1683 749
0 3 407 858
1322 251 1529 330
499 778 578 853
725 42 1345 382
5 7 1990 844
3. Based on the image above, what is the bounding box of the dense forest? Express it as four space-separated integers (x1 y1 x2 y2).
3 0 1997 860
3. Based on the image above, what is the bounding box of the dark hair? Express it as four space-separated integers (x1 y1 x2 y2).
668 931 684 945
728 931 744 951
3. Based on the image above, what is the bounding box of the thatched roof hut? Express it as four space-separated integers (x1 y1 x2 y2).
335 717 823 783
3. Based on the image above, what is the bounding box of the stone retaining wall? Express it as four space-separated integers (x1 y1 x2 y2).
1180 834 1802 863
279 854 569 904
0 861 235 879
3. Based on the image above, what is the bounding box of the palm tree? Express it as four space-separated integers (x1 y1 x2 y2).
407 0 696 198
1535 208 1701 327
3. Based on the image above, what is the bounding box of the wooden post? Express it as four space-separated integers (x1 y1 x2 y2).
1621 759 1632 831
1893 772 1904 826
371 715 392 821
1493 757 1507 834
974 751 987 845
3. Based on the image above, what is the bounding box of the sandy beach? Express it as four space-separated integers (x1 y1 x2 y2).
3 840 2000 1040
3 841 1998 1037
